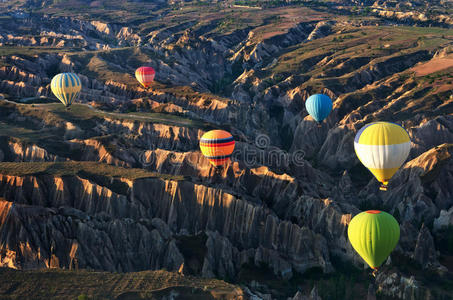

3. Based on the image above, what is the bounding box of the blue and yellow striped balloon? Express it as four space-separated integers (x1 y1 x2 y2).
354 122 411 190
50 73 82 107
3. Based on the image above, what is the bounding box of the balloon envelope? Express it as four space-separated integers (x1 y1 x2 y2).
305 94 332 123
354 122 410 189
200 130 235 166
348 210 400 269
50 73 82 107
135 66 155 88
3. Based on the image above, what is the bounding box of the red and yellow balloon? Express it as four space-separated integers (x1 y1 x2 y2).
135 66 155 88
200 130 235 166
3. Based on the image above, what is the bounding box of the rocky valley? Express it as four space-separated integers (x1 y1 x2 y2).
0 0 452 299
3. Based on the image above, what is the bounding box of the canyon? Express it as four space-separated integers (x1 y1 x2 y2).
0 0 452 299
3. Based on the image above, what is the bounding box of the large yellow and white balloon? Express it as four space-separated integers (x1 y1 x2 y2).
50 73 82 108
354 122 411 190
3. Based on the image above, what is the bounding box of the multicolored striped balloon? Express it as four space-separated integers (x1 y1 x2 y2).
200 130 235 166
348 210 400 272
135 66 155 88
354 122 411 190
50 73 82 107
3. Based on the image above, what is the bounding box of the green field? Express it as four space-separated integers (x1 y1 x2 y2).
0 268 242 300
0 161 184 181
0 101 214 130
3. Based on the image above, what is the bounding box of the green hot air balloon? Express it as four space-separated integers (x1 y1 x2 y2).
348 210 400 275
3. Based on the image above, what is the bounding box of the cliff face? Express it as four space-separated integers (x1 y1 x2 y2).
0 140 450 290
0 198 184 272
370 144 453 226
0 173 331 279
8 141 63 162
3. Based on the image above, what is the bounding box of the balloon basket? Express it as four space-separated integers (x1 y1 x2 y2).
372 268 378 277
379 184 388 191
214 166 222 175
209 166 223 184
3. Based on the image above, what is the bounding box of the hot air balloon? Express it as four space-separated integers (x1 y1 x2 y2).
200 130 235 167
135 66 155 88
50 73 82 108
354 122 411 191
348 210 400 275
305 94 332 125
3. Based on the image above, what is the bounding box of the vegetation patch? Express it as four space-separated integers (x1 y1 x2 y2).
0 268 240 300
0 161 184 181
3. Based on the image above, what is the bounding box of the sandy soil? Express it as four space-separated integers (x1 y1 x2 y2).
253 7 326 41
412 56 453 76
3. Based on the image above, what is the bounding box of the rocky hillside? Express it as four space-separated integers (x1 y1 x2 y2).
0 268 246 300
0 1 452 299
